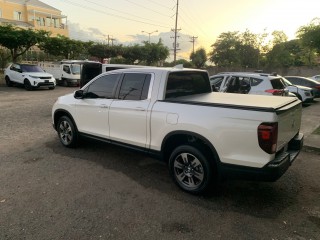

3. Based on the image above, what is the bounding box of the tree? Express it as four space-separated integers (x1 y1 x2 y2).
266 39 304 68
0 24 49 62
121 45 145 64
39 35 91 59
190 48 207 68
296 18 320 66
142 39 169 66
88 43 122 63
209 30 260 68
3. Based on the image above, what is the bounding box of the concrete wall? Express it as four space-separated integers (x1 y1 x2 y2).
206 66 320 77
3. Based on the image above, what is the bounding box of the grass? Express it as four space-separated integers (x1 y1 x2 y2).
313 126 320 135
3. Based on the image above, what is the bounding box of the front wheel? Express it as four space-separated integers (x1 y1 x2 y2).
57 116 78 148
5 76 13 87
24 79 33 91
168 145 213 194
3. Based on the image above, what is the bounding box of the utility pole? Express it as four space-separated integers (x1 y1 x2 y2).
190 36 198 54
173 0 179 64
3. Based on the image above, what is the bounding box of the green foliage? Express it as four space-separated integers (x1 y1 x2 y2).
164 59 193 68
39 35 92 59
209 31 259 68
121 44 145 64
0 24 49 62
88 43 122 63
190 48 207 68
297 18 320 53
142 39 169 66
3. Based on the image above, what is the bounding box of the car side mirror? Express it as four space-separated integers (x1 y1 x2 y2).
74 90 84 99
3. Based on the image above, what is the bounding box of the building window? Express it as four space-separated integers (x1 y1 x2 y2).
14 11 22 20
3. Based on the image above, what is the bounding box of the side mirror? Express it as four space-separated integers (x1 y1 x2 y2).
74 90 84 99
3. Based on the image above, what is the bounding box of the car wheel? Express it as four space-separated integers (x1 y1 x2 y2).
169 145 213 194
62 79 68 87
57 116 78 148
5 76 13 87
49 86 55 90
24 79 33 91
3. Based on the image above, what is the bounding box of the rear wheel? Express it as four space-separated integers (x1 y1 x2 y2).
5 76 13 87
168 145 213 194
24 79 33 91
57 116 78 148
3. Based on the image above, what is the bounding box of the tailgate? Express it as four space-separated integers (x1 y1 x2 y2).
276 100 302 151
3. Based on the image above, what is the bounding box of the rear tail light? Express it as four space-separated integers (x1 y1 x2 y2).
315 85 320 90
265 89 283 95
258 123 278 154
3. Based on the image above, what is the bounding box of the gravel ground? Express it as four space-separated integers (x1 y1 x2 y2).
0 85 319 240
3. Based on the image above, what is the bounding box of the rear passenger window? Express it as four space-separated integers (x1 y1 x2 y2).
250 77 263 86
118 73 151 100
271 78 285 89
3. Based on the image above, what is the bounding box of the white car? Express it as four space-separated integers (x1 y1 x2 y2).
282 77 314 103
310 75 320 82
5 63 56 90
210 72 290 96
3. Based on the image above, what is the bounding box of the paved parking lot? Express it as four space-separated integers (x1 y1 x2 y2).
0 86 319 240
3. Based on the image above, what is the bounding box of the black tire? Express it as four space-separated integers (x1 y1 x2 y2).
5 76 13 87
57 116 78 148
62 79 68 87
24 79 33 91
49 86 55 90
168 145 214 194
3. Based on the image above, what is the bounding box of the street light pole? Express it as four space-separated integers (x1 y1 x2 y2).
141 30 158 43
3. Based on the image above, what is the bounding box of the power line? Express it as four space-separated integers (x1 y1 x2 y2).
63 0 170 29
84 0 168 26
123 0 172 18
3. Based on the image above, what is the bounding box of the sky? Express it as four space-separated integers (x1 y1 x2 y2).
40 0 320 61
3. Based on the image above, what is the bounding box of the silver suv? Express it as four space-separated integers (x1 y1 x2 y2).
210 72 290 96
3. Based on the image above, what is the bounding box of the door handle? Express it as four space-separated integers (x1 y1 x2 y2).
100 105 109 108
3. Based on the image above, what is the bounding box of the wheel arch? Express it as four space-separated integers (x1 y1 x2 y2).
53 109 78 132
161 130 221 166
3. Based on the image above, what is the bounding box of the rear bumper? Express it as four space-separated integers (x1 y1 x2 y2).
220 133 304 182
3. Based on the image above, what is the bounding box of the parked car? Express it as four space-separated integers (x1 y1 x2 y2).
210 72 290 96
281 77 314 103
310 75 320 82
52 67 303 194
284 76 320 98
5 63 56 90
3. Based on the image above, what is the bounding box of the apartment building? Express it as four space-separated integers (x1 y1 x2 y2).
0 0 68 37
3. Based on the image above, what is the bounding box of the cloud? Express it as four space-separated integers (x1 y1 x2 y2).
68 22 103 42
67 22 196 61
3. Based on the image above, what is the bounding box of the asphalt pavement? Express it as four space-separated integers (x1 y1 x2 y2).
301 99 320 151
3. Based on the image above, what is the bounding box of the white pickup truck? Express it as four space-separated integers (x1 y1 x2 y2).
52 67 304 194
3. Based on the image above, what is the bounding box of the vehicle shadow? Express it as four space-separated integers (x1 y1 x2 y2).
46 138 302 219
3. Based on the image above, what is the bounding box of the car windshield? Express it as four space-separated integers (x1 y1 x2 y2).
71 64 81 75
21 65 44 73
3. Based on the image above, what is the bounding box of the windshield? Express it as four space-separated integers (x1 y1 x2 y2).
21 65 44 73
71 64 81 75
